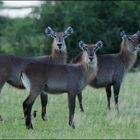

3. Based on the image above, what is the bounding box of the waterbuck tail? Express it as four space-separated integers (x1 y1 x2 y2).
20 72 31 92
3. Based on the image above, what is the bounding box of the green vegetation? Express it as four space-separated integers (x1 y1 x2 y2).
0 72 140 139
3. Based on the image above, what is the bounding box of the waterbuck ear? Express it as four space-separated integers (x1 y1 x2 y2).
136 30 140 37
79 40 87 51
137 44 140 48
45 26 56 38
120 30 126 39
95 40 103 51
135 44 140 51
63 26 74 38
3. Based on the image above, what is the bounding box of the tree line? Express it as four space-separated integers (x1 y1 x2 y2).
0 1 140 68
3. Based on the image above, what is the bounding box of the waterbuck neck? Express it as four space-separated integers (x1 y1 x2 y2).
77 51 98 83
119 41 137 71
51 40 67 64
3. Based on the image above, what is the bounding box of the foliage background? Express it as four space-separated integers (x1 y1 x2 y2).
0 1 140 67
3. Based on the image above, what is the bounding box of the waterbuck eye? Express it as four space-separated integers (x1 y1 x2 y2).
62 33 67 38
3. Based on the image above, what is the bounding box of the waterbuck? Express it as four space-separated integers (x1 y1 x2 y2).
20 40 103 129
0 25 73 121
72 30 140 112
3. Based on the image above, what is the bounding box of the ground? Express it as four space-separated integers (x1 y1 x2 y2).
0 72 140 139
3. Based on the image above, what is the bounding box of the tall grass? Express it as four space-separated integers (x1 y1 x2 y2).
0 72 140 139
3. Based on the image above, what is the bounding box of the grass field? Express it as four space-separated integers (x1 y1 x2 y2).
0 72 140 139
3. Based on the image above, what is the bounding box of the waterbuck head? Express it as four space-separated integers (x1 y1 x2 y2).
79 40 103 64
120 30 140 52
45 25 74 52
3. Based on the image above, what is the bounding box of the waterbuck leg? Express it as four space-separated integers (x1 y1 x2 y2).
23 95 33 129
23 92 39 129
23 96 29 118
105 85 112 110
40 92 48 121
113 83 120 112
77 92 84 112
0 115 2 121
25 102 34 129
0 80 6 121
68 93 76 129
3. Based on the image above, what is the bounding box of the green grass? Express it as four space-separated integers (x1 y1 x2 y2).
0 72 140 139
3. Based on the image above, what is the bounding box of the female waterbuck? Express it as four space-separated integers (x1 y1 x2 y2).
20 40 103 129
72 30 140 112
0 25 73 121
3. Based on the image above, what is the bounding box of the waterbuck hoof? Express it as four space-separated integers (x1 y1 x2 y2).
42 114 48 121
80 108 84 112
69 121 75 129
115 105 119 113
107 106 111 111
0 115 3 121
26 123 33 129
71 123 75 129
116 108 120 114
